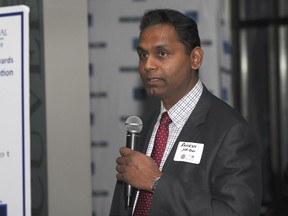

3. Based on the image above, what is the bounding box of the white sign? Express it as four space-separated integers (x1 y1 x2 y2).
0 5 31 216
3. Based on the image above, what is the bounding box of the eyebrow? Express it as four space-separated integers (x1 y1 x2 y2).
136 46 144 52
137 44 169 52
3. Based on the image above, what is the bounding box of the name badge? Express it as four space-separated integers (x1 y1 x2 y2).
174 142 204 164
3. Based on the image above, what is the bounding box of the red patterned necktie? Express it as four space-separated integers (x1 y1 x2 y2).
133 112 172 216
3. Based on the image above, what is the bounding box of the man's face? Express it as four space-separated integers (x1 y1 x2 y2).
137 24 202 109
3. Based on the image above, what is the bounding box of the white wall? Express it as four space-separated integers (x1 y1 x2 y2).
42 1 92 215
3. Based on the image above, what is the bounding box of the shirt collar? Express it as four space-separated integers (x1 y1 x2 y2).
160 80 203 128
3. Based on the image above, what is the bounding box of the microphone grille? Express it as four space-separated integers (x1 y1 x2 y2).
125 116 143 133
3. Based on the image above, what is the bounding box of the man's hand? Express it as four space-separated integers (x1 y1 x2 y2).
116 147 162 192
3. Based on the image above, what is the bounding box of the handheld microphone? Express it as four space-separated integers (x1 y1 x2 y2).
124 116 143 207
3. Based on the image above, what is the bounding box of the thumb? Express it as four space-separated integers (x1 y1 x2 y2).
119 146 132 156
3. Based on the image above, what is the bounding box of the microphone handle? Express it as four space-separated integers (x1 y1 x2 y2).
125 132 139 207
126 132 138 150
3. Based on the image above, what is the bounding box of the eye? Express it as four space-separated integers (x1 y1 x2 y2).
158 50 168 57
138 51 148 59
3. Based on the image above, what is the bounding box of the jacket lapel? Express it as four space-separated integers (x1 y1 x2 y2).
162 86 212 172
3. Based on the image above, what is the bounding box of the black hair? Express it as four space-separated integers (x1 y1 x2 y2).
139 9 201 55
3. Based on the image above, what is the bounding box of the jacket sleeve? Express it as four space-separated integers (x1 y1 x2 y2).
150 123 262 216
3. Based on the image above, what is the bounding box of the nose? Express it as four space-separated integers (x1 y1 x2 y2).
144 56 157 72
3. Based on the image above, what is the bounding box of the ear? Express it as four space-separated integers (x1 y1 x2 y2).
190 47 204 70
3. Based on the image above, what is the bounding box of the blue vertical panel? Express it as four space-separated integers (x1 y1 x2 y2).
0 204 7 216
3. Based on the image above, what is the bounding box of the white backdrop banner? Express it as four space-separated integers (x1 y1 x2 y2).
88 1 231 215
0 5 31 216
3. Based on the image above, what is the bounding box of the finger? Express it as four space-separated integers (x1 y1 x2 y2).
116 165 121 173
119 147 132 156
119 146 127 154
116 157 125 165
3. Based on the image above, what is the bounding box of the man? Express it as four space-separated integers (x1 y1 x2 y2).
110 9 262 216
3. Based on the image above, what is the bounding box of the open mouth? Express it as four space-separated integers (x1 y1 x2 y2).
148 77 161 82
146 77 164 86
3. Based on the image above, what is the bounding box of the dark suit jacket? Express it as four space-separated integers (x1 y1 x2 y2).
110 86 262 216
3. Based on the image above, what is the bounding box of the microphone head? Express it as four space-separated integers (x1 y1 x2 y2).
125 116 143 133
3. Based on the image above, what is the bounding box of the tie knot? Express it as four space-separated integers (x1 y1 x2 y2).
160 112 172 126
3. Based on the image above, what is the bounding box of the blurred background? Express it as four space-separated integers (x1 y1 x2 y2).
0 0 287 215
